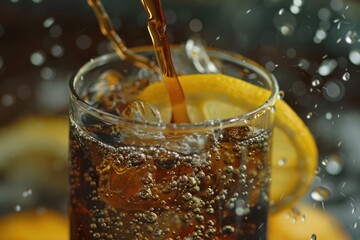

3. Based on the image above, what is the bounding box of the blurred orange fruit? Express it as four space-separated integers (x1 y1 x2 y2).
0 209 69 240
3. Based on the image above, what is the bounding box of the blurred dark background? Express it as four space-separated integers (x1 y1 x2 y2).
1 0 360 238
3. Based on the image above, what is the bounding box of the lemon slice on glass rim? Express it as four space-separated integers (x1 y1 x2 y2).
138 73 318 213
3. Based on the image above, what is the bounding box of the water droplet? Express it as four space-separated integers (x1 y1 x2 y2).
278 158 287 166
1 94 15 107
310 233 317 240
321 158 328 166
76 34 92 50
277 90 285 100
342 72 350 81
325 112 332 120
345 30 358 44
30 51 46 66
318 59 337 76
43 17 55 28
354 222 358 229
325 154 344 175
14 204 21 212
278 8 285 15
349 49 360 65
50 44 64 57
323 81 345 102
49 25 62 38
40 67 56 80
311 186 331 202
246 9 251 14
189 18 203 32
312 79 321 87
351 207 356 214
22 189 32 198
307 112 313 119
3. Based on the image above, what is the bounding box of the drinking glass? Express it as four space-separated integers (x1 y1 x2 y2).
69 46 279 239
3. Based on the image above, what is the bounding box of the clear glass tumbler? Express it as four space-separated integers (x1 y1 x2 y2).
69 46 279 240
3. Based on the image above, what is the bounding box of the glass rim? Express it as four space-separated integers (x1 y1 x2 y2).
69 45 280 130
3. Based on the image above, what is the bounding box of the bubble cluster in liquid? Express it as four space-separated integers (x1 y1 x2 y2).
69 113 271 238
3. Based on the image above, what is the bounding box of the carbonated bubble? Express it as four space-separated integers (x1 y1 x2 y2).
310 233 317 240
143 211 157 223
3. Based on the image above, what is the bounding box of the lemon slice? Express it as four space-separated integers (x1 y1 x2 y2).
138 74 318 212
0 209 69 240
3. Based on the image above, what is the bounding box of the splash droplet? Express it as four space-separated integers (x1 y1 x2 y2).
30 51 46 66
43 17 55 28
312 79 321 87
278 158 287 166
306 112 313 119
342 72 350 81
22 189 33 198
310 233 317 240
325 112 332 120
14 204 21 212
345 30 358 44
325 154 344 175
311 186 331 202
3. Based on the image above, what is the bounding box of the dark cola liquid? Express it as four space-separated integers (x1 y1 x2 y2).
69 115 270 240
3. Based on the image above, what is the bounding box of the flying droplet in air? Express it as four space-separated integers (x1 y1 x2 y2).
14 204 21 212
342 72 350 81
345 30 358 44
312 79 321 87
310 233 317 240
311 186 331 202
325 154 344 175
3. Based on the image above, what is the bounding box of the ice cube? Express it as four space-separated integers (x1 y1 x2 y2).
121 100 163 124
85 70 125 110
